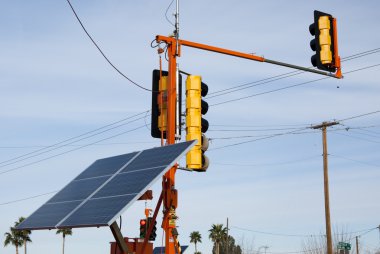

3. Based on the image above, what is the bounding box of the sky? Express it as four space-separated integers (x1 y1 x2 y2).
1 1 380 254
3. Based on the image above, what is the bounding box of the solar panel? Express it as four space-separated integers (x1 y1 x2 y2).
16 141 195 230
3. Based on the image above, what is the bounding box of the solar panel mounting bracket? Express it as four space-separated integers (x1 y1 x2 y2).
110 221 132 254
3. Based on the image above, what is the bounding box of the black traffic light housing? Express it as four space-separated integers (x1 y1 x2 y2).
151 70 182 139
139 219 147 238
147 217 157 241
309 10 336 72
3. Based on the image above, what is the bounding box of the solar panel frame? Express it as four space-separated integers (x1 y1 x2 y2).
58 140 196 228
16 140 196 230
16 151 139 230
104 141 195 227
55 151 142 228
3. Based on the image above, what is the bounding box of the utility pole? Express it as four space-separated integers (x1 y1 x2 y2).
311 121 339 254
356 236 359 254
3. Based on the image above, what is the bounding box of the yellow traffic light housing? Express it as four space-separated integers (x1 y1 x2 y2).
309 10 339 73
186 75 209 171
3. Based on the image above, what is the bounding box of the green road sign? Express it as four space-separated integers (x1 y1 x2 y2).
337 242 351 250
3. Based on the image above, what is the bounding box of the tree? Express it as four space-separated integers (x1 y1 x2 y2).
15 217 32 254
190 231 202 253
4 227 23 254
219 235 242 254
56 228 72 254
209 224 227 254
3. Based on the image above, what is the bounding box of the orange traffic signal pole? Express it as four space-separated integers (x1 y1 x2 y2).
156 34 341 254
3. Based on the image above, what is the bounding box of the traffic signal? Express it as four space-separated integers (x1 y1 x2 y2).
309 10 336 72
147 217 157 241
151 70 182 139
185 75 209 172
139 219 147 238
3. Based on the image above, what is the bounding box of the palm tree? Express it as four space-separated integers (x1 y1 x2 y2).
190 231 202 253
56 228 72 254
15 217 32 254
209 224 227 254
4 226 23 254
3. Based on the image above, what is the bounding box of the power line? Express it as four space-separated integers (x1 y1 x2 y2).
0 141 156 149
330 154 380 168
0 111 149 168
209 127 310 151
332 132 380 144
0 124 147 175
214 155 321 167
208 48 380 99
164 0 175 26
65 0 150 91
338 110 380 122
208 126 304 132
210 63 380 107
0 191 57 206
231 225 378 238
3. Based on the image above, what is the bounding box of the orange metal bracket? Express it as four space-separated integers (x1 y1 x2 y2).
332 18 342 79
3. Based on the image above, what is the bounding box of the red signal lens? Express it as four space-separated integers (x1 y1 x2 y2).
140 219 146 226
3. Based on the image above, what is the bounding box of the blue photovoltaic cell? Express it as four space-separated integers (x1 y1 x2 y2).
17 141 195 230
16 152 138 230
93 166 166 199
121 142 192 173
48 176 110 203
15 201 82 230
75 152 138 180
58 195 135 228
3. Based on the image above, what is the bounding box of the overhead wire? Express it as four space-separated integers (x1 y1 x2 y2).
209 126 310 151
164 0 175 26
332 132 380 144
0 124 147 175
0 191 57 206
214 155 321 167
0 111 150 168
210 63 380 107
208 47 380 99
330 154 380 168
65 0 150 91
231 225 379 238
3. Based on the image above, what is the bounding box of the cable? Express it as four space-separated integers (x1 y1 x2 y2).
332 132 380 144
232 225 379 238
0 141 156 149
0 114 149 168
0 191 57 206
210 63 380 107
338 110 380 122
0 110 148 166
209 127 309 151
65 0 150 91
0 124 147 175
208 47 380 99
214 155 321 167
164 0 175 26
330 154 380 168
208 126 304 132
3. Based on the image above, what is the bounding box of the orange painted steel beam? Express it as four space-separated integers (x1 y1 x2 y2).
157 36 178 254
156 35 264 63
156 35 341 79
332 18 342 79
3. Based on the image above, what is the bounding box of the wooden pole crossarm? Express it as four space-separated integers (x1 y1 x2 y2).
155 35 342 79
